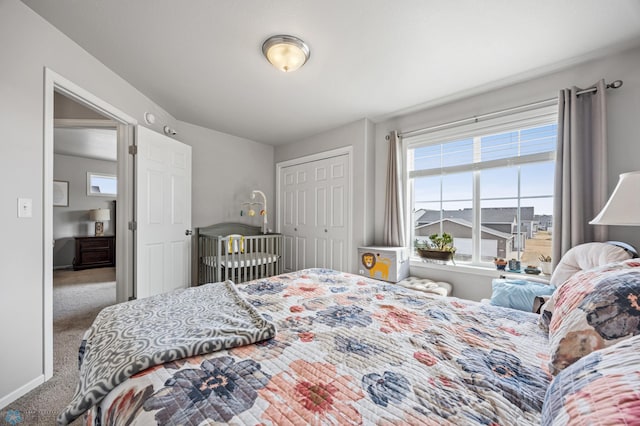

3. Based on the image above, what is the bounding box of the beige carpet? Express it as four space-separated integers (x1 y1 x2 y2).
1 267 116 425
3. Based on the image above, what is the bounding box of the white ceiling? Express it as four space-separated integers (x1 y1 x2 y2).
54 128 117 162
23 0 640 146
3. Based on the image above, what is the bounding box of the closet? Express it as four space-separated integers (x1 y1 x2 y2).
278 152 351 272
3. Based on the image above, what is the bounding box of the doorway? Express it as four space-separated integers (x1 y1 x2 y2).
52 92 119 395
53 94 118 271
43 68 136 380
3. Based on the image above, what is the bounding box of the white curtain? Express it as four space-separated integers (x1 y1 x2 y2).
383 131 406 247
553 79 608 264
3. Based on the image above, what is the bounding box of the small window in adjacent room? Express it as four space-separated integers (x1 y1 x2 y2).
406 106 557 268
87 172 117 196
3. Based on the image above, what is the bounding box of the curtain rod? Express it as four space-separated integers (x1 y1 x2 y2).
576 79 623 95
395 80 623 139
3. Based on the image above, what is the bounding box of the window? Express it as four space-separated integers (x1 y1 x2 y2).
87 172 117 196
406 107 557 267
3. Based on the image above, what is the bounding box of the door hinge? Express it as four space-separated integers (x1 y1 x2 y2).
128 145 138 155
128 221 137 231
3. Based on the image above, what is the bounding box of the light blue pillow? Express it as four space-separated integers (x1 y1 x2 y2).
490 279 555 312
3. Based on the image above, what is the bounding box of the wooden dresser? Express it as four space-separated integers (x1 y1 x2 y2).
73 236 115 270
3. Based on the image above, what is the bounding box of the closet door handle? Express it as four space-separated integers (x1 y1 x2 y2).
185 229 193 236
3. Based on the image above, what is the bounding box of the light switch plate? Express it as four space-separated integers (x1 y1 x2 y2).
18 198 33 218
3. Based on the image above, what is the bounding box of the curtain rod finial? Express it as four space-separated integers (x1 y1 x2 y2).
608 80 623 89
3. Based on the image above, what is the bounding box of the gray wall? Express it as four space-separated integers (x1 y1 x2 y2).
178 120 275 229
274 118 376 273
0 0 267 406
53 154 117 268
374 45 640 301
0 0 178 403
54 92 105 119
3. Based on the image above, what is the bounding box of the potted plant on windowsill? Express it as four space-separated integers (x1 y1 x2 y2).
494 258 508 270
415 233 456 262
539 254 553 275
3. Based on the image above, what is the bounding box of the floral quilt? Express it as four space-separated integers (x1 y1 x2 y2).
59 280 275 425
83 269 552 425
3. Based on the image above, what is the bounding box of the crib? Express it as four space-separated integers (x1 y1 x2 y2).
194 222 283 285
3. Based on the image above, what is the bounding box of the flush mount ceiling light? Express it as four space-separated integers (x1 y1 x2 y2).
262 35 310 72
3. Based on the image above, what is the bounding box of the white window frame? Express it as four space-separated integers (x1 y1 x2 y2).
403 105 558 268
87 172 117 197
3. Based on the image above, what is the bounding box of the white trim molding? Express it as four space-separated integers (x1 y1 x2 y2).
43 67 137 384
0 375 44 410
54 118 116 128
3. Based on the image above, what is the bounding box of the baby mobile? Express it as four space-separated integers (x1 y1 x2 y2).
240 189 269 234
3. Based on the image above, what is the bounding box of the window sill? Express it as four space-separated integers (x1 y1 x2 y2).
409 257 551 284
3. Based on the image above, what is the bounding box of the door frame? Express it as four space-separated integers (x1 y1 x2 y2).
43 68 136 380
275 146 354 271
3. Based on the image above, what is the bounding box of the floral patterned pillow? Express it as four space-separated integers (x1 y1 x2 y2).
541 334 640 425
538 259 640 332
546 259 640 374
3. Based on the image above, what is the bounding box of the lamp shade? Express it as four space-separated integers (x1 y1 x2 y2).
590 171 640 225
262 35 310 72
89 208 110 222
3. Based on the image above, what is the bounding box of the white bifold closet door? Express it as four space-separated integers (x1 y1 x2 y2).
280 153 350 272
136 126 192 299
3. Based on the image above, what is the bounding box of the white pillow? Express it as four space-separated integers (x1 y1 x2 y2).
550 242 633 288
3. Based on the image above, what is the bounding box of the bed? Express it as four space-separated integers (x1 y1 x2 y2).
60 263 640 425
194 222 282 284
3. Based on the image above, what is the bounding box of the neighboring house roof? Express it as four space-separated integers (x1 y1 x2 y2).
416 209 470 224
413 209 426 224
416 207 538 226
416 218 513 240
482 207 534 222
536 214 553 225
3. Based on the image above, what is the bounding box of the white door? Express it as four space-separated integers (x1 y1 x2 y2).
136 126 192 298
280 153 350 272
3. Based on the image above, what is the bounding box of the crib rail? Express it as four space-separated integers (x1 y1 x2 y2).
197 232 282 284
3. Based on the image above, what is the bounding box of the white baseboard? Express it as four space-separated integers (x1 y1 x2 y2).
53 265 73 270
0 375 45 410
